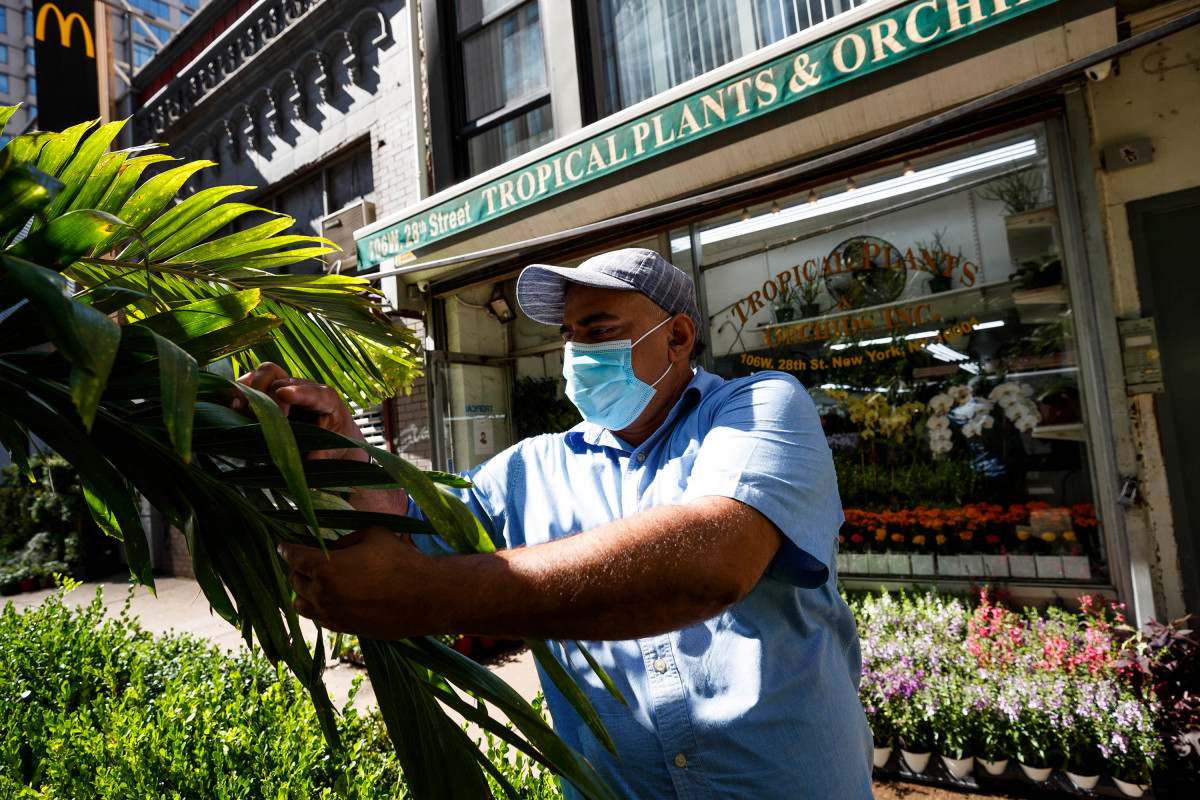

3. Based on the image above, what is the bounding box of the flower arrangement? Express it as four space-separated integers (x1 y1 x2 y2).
838 502 1097 555
854 590 1164 788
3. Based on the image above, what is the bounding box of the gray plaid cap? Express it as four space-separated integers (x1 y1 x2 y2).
516 248 701 331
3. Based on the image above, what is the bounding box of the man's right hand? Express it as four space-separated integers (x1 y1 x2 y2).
232 362 369 463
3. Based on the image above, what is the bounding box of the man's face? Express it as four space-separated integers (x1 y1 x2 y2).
560 284 671 383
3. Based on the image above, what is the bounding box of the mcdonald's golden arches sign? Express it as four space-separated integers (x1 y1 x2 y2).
33 0 100 132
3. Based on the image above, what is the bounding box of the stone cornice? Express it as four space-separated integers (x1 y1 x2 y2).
133 0 389 148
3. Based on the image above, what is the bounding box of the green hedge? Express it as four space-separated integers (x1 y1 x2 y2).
0 585 560 798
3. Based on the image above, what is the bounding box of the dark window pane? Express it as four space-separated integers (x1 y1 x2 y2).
461 2 546 120
467 102 553 174
455 0 518 32
594 0 869 116
328 149 375 212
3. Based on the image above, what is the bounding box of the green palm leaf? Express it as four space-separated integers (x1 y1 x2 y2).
0 108 621 800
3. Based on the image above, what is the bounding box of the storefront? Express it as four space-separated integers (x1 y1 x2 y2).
355 0 1200 624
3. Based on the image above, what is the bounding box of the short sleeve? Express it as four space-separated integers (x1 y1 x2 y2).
681 372 842 588
405 456 509 556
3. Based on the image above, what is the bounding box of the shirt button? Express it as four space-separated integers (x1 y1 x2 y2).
674 753 687 768
635 452 646 463
653 658 667 673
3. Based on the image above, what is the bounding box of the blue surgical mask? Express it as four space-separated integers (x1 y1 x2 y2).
562 317 674 431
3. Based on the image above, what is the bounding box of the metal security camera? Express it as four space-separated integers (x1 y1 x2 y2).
1085 60 1113 82
416 279 430 293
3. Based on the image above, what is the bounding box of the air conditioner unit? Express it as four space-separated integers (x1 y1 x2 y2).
319 199 376 274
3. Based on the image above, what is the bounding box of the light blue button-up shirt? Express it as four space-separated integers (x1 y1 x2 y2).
411 368 872 799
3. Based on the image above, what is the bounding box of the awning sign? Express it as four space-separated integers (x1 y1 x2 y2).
358 0 1058 271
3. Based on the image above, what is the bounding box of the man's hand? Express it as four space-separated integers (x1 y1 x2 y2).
232 362 368 462
277 526 435 638
232 362 409 516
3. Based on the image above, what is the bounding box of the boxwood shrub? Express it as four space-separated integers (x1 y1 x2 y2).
0 584 560 798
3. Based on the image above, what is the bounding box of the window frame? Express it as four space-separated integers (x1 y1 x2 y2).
426 0 554 188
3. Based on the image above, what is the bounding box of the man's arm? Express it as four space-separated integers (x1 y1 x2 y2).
278 495 783 641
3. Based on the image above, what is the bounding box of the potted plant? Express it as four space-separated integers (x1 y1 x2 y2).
895 690 936 774
978 169 1046 216
1010 250 1063 290
14 564 36 593
798 279 822 318
933 678 975 780
0 564 18 596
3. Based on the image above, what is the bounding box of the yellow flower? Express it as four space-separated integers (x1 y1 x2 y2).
1040 532 1058 543
890 533 905 543
935 534 947 546
1062 530 1077 542
1016 530 1031 541
912 535 926 545
874 528 887 541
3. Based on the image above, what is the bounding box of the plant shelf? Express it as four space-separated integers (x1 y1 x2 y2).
1031 423 1087 442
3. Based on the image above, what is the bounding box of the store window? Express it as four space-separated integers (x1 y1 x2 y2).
437 0 554 179
581 0 871 118
688 124 1106 586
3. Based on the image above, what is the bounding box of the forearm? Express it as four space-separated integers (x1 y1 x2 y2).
348 485 410 517
426 497 782 641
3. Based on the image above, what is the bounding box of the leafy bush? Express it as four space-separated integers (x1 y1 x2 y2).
0 585 565 798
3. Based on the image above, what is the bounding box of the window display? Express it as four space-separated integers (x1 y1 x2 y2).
688 124 1106 584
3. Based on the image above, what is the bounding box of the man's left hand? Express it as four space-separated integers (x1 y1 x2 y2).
277 526 433 639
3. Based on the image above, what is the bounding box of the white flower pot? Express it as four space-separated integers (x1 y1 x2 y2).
1112 777 1149 797
835 553 848 574
983 554 1009 578
958 554 984 577
937 555 962 576
866 553 889 574
886 554 910 575
1019 762 1052 782
1066 771 1100 791
900 750 932 774
1008 555 1038 578
941 754 974 779
1062 555 1091 580
909 554 935 576
1035 555 1064 579
872 746 891 768
845 554 867 573
978 757 1008 776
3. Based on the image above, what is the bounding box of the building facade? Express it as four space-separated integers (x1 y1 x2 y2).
347 0 1200 626
125 0 1200 622
0 0 206 139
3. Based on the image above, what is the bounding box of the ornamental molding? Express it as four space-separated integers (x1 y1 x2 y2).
134 0 391 147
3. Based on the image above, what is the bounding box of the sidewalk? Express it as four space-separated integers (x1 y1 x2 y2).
7 574 1019 800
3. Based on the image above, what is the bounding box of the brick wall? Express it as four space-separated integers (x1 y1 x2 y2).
162 526 195 580
389 315 433 470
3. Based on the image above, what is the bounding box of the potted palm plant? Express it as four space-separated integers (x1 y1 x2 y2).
0 109 621 800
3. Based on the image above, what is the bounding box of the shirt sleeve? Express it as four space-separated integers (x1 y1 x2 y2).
405 455 509 556
681 371 843 589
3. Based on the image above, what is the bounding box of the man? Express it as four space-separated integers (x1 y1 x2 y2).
240 248 872 798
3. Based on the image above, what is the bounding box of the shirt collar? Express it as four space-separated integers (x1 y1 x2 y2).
569 367 724 454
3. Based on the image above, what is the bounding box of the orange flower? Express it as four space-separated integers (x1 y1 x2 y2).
1016 530 1031 541
890 533 905 543
874 528 887 541
912 535 926 545
1063 531 1077 542
959 531 974 541
1040 532 1058 543
935 534 947 546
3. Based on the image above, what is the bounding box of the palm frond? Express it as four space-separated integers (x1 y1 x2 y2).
0 109 620 800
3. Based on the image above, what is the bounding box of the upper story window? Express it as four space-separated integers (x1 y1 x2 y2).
580 0 872 118
25 8 34 37
0 9 6 35
442 0 555 179
0 45 8 65
0 75 9 96
127 0 171 19
133 42 156 69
